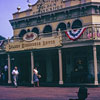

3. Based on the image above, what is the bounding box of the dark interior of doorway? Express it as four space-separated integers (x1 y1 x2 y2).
34 50 59 84
52 51 59 83
71 57 88 83
0 54 8 84
34 52 47 83
11 52 31 86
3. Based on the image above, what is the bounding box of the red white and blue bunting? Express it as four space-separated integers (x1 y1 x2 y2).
65 27 86 41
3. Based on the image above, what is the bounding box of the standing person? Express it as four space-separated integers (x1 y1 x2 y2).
3 65 8 83
33 67 39 87
12 66 19 88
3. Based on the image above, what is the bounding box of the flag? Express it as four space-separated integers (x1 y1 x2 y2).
65 27 86 41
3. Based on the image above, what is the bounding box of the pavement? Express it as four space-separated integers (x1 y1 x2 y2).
0 86 100 100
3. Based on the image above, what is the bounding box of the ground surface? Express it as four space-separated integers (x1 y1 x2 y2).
0 86 100 100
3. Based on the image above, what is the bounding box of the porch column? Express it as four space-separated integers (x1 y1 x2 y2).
93 45 98 85
58 49 63 84
31 51 34 84
8 53 11 83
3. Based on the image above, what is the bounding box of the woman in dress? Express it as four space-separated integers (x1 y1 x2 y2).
33 67 39 87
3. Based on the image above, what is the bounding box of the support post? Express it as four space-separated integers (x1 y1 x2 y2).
31 51 34 84
8 53 11 83
58 49 63 84
93 45 98 85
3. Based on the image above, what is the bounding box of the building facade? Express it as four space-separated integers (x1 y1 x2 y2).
1 0 100 85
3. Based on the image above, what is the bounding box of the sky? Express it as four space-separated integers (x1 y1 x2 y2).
0 0 38 39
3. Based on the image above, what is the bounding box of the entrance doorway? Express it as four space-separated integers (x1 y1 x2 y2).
52 51 59 83
0 54 8 84
34 51 47 83
11 52 31 85
71 57 88 83
34 50 59 84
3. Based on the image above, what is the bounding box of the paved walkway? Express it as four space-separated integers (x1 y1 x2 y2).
0 86 100 100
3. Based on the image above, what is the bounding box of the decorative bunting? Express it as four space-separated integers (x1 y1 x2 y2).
65 27 86 40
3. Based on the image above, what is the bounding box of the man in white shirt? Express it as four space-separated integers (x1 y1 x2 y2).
12 66 19 88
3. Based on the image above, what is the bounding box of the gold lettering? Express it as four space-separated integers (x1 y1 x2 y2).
22 42 41 48
42 40 55 46
36 1 63 13
6 37 61 52
9 45 20 49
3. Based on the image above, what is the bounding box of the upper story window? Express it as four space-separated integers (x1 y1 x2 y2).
72 19 82 29
32 27 39 34
43 25 52 33
56 22 67 31
18 29 27 37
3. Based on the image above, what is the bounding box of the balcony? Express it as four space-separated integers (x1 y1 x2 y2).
62 26 100 42
1 26 100 51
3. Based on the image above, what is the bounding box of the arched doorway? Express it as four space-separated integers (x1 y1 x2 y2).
71 58 88 83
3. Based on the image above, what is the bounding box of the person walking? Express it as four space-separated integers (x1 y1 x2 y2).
33 67 40 87
12 66 19 88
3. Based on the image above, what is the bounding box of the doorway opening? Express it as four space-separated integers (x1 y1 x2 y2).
71 57 88 83
11 52 31 85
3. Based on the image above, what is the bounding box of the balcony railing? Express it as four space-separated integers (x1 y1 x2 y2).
62 26 100 42
1 26 100 51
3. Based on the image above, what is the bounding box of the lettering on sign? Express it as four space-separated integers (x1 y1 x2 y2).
9 45 20 49
33 0 64 14
6 36 62 52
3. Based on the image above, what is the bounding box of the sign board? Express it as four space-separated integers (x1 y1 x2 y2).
6 36 62 52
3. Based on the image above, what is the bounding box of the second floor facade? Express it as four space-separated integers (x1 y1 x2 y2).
9 0 100 38
1 0 100 52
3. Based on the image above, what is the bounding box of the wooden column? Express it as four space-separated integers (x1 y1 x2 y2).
93 45 98 85
31 51 34 84
8 53 11 83
58 49 63 84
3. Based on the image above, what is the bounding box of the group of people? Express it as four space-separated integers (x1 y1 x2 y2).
1 65 89 100
12 66 40 88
